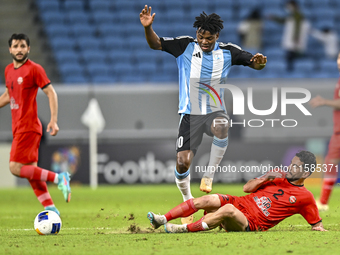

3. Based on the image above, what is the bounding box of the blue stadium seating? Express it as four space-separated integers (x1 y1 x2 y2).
92 75 116 83
64 75 88 84
70 24 96 37
36 0 60 12
294 59 315 74
164 9 186 23
36 0 340 83
264 48 285 58
126 35 150 50
261 61 287 76
136 61 159 80
100 25 125 38
77 37 102 51
92 11 117 25
62 0 84 11
45 24 70 37
59 62 86 82
89 0 112 12
66 11 91 25
150 71 177 82
215 9 233 21
86 62 111 78
50 36 76 51
113 62 134 80
82 50 107 64
319 59 339 76
40 11 66 25
161 57 178 78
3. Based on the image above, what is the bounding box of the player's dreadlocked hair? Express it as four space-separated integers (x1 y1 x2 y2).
193 12 224 35
296 151 316 173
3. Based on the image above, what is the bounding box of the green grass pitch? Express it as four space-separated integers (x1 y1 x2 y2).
0 183 339 255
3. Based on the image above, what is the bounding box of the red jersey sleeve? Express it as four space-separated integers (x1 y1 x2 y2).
33 63 50 88
299 192 322 225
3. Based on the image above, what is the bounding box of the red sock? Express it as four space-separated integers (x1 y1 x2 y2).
320 178 337 205
320 159 338 205
20 165 57 183
165 198 198 221
29 180 54 207
187 216 208 232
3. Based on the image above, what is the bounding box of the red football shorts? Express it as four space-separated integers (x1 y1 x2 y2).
217 193 260 231
10 132 42 163
326 134 340 159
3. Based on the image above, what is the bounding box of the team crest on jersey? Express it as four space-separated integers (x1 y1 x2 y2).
17 77 23 85
289 196 296 204
214 53 222 60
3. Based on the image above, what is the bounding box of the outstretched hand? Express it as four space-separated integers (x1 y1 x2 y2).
140 5 155 27
250 53 267 65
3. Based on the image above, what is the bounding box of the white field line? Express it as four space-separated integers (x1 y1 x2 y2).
7 224 339 231
8 227 114 231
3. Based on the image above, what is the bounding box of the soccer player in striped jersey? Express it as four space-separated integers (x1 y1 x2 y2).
309 52 340 211
0 34 71 216
140 5 267 223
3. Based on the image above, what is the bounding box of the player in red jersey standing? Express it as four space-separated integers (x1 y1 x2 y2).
147 151 326 232
309 52 340 211
0 34 71 216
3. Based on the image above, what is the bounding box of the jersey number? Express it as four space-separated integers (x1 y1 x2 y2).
273 189 284 200
177 136 183 148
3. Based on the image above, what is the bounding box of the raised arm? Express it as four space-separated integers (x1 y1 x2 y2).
309 96 340 110
0 88 10 108
243 171 283 193
249 53 267 70
42 84 59 136
140 5 162 50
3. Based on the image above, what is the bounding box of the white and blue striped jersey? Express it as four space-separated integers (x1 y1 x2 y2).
160 36 253 115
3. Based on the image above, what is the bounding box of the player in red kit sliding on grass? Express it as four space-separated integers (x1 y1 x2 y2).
0 34 71 216
148 151 326 232
309 52 340 212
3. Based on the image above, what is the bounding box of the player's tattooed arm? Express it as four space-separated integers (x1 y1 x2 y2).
140 5 162 50
243 172 281 193
0 88 10 108
311 221 327 231
243 178 267 193
309 96 340 110
249 53 267 70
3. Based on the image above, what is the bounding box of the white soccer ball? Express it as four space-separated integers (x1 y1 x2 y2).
34 210 62 235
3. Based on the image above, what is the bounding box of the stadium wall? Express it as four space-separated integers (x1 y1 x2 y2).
0 78 335 186
0 78 337 143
